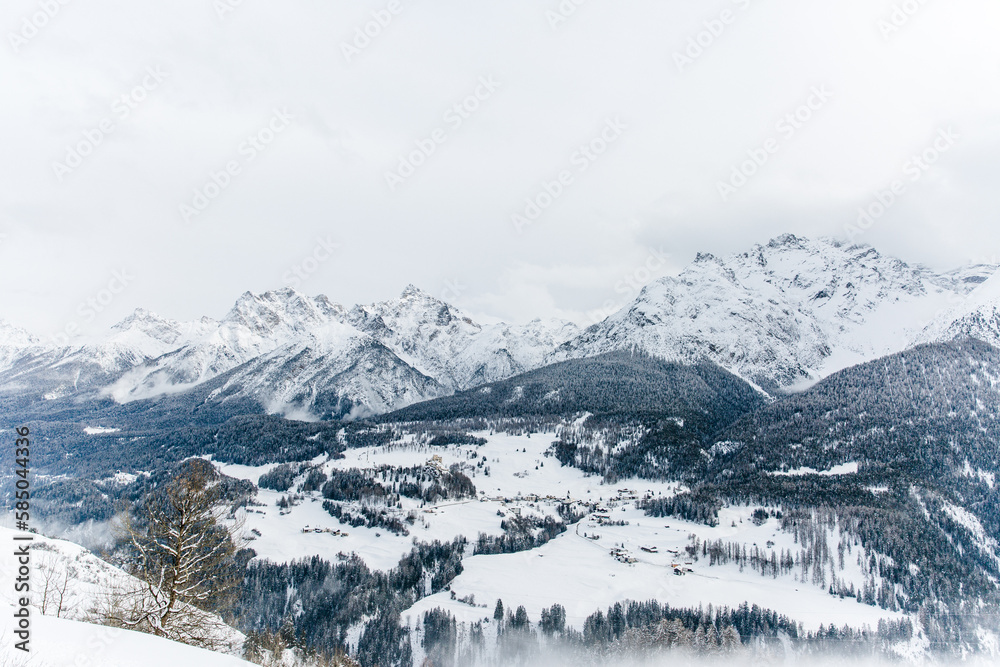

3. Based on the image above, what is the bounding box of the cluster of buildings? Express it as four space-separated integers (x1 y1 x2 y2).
300 525 349 537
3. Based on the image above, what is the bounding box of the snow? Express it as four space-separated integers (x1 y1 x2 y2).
218 431 682 571
403 505 906 634
0 613 254 667
4 237 997 413
0 526 247 665
556 235 991 391
98 286 578 418
83 426 120 435
106 471 140 485
961 459 996 489
771 461 859 477
920 271 1000 348
941 500 1000 562
0 319 42 371
217 430 905 637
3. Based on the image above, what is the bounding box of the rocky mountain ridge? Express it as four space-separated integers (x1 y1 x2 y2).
1 235 996 416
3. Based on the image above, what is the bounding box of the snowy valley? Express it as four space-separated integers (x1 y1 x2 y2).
2 235 1000 666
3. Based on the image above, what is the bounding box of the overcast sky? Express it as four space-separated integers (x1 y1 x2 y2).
2 0 999 339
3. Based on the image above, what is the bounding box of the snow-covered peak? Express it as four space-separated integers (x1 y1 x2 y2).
0 318 40 347
558 235 956 392
108 308 186 346
223 288 345 334
358 284 478 327
924 262 1000 295
335 288 583 393
0 318 45 372
7 234 995 416
731 235 925 300
346 287 484 389
511 317 581 345
111 306 168 330
108 291 352 403
400 283 428 299
918 271 1000 348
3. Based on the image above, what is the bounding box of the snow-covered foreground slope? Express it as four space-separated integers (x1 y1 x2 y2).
0 525 130 621
0 613 254 667
0 526 247 664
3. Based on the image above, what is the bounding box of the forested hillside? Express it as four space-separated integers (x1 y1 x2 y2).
384 350 766 430
711 338 1000 483
623 339 1000 622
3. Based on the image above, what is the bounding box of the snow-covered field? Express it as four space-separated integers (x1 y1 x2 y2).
218 431 682 571
218 430 909 634
403 504 904 633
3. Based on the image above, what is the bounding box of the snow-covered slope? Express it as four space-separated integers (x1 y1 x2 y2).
555 235 984 392
923 262 999 295
347 285 579 391
203 326 445 420
217 431 907 634
917 271 1000 348
0 526 247 664
0 613 255 667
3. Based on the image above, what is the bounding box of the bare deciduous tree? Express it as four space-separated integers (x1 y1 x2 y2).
36 553 75 618
97 460 242 651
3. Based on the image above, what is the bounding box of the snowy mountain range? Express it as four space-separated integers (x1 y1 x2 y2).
1 234 997 417
556 234 998 392
0 286 580 418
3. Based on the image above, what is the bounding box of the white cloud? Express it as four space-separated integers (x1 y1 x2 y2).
2 0 999 334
